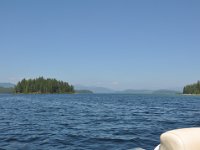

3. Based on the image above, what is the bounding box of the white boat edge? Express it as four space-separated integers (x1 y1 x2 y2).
154 144 160 150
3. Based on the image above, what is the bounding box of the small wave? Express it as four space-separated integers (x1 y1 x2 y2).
5 137 19 142
128 148 145 150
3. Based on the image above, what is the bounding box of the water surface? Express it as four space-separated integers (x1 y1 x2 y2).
0 94 200 150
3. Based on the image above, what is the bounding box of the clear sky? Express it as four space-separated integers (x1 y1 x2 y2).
0 0 200 90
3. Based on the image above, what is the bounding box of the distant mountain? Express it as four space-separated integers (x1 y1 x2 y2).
74 85 115 93
117 89 153 94
118 89 181 95
153 89 180 95
0 83 15 88
74 85 181 95
75 90 93 94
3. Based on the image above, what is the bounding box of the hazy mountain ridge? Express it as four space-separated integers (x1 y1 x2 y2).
74 85 115 93
117 89 153 94
75 90 93 94
152 89 181 95
75 85 181 94
0 83 15 88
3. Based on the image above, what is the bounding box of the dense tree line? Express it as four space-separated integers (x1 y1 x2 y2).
15 77 74 94
183 81 200 94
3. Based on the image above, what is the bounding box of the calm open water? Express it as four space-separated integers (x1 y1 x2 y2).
0 94 200 150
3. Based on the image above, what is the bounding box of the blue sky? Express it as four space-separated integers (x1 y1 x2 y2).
0 0 200 90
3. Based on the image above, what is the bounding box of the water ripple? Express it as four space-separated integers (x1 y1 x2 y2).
0 94 200 149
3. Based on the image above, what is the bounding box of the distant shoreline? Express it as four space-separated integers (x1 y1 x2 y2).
182 94 200 96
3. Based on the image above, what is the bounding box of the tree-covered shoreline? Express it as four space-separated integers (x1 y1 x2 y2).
15 77 74 94
183 81 200 94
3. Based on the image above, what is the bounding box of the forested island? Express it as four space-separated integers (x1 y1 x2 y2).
15 77 75 94
183 81 200 94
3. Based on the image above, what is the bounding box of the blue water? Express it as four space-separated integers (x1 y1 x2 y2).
0 94 200 150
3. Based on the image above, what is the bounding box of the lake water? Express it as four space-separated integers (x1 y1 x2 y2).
0 94 200 150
